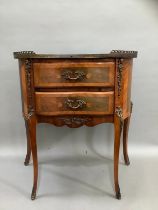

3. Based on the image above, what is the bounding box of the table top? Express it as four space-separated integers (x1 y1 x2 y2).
14 50 138 59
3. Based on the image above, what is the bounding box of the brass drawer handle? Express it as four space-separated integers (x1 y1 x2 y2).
61 70 86 81
65 98 86 109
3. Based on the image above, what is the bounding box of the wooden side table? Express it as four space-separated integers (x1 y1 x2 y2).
14 50 137 200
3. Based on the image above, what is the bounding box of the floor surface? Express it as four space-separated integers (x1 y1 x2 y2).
0 153 158 210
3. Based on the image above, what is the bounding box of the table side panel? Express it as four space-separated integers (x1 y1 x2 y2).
122 59 133 118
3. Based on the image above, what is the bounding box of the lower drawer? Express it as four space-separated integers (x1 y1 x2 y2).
35 92 114 115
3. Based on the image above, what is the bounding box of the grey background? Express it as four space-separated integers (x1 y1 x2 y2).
0 0 158 209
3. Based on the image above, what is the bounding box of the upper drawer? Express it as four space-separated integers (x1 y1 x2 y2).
33 60 115 87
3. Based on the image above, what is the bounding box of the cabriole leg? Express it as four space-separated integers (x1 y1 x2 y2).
123 102 133 166
123 117 131 165
28 115 38 200
114 114 123 200
24 120 31 166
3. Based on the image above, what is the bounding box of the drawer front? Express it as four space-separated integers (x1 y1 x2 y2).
35 92 114 115
33 61 115 87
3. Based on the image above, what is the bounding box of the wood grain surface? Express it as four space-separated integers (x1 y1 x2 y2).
35 92 114 115
33 60 115 87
